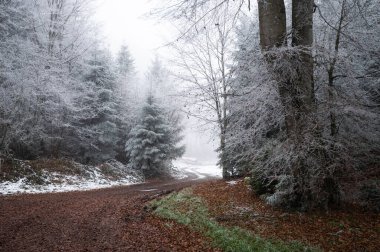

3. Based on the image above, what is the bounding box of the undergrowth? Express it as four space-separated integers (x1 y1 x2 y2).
150 189 319 252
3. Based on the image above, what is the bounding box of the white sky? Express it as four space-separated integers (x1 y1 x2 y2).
95 0 173 77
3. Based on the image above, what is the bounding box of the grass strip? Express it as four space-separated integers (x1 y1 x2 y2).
150 188 319 252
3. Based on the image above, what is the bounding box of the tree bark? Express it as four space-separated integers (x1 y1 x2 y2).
258 0 317 137
257 0 287 50
285 0 315 136
292 0 314 47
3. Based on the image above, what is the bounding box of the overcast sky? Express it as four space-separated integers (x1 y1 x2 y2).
95 0 173 77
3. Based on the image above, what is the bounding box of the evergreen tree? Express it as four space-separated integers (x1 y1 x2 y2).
113 44 137 163
116 44 135 77
125 95 185 178
74 47 121 163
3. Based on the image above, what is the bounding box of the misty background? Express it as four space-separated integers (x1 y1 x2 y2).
95 0 218 163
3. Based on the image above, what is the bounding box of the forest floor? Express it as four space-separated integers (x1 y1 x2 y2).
0 175 219 251
0 176 379 251
192 180 380 252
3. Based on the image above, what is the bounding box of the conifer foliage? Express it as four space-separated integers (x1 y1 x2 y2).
125 95 185 178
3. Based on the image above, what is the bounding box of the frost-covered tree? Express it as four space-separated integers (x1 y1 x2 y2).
145 57 181 111
125 95 185 178
0 0 135 164
151 0 380 210
117 44 135 78
169 16 235 178
226 1 379 210
113 44 137 162
314 0 380 166
313 0 380 208
224 17 284 177
0 0 71 158
0 0 32 155
72 46 122 163
145 57 184 153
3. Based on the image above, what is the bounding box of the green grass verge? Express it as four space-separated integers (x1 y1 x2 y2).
150 189 319 252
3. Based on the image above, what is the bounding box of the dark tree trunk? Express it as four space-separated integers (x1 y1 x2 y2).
258 0 316 137
286 0 316 137
257 0 287 50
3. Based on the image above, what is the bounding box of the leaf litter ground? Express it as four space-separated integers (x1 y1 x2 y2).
192 180 380 251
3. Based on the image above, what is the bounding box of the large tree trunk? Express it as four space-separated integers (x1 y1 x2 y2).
257 0 287 50
292 0 314 47
292 0 316 126
258 0 316 137
288 0 316 136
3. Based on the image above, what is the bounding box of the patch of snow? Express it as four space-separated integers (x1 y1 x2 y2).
226 180 239 186
0 177 139 195
171 171 187 180
172 157 222 180
0 168 142 196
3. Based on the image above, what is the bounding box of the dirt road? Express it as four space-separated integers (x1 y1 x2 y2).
0 175 219 251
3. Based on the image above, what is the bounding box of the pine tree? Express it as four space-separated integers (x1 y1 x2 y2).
74 47 121 163
116 44 135 77
125 95 185 178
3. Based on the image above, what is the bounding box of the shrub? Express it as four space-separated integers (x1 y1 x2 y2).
360 180 380 212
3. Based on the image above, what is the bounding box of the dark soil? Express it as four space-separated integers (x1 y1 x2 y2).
0 177 218 252
3 175 377 252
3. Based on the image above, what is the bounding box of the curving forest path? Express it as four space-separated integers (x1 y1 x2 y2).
0 172 220 252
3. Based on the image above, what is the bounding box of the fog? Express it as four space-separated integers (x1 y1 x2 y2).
95 0 218 163
182 117 218 163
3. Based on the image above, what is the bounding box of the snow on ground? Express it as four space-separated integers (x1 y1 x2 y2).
173 157 222 180
0 168 141 196
226 180 239 186
0 177 139 195
0 157 220 195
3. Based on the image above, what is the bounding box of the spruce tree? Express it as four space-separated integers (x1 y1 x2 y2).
75 47 120 163
125 95 185 178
